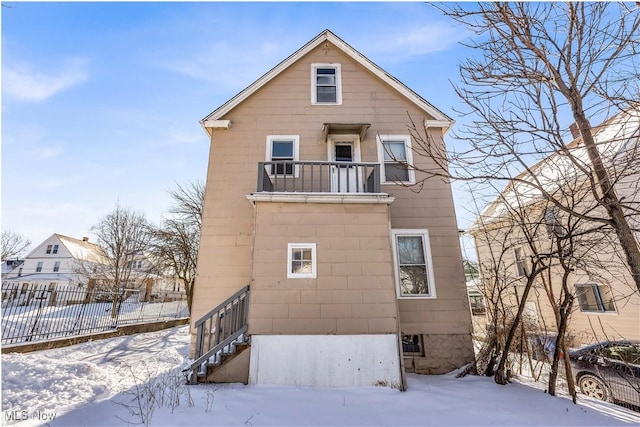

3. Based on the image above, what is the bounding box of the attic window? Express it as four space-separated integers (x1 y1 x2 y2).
311 64 342 105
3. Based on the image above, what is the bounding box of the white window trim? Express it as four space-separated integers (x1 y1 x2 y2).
376 135 416 185
391 229 436 299
326 134 362 162
265 135 300 178
311 63 342 105
287 243 317 279
513 246 527 278
575 283 617 314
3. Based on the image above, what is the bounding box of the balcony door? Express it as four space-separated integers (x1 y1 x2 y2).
328 134 362 193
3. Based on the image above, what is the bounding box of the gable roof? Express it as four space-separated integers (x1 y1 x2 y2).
23 233 106 263
200 29 453 137
57 234 106 262
469 106 640 232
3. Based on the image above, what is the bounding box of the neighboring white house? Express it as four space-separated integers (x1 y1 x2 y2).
1 234 106 304
1 234 182 305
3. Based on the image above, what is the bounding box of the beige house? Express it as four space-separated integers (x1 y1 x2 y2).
469 107 640 348
186 30 474 389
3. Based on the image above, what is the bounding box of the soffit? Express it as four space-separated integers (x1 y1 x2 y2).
322 123 371 141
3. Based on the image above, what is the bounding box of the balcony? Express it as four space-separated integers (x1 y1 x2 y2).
257 161 381 194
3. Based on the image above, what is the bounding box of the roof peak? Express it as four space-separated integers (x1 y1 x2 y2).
200 29 451 136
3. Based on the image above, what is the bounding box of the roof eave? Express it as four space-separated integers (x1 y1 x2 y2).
201 29 453 125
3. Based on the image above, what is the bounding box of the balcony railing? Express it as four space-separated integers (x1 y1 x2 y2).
257 161 380 193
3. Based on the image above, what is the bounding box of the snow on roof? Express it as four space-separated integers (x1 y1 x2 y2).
470 107 640 232
56 234 106 263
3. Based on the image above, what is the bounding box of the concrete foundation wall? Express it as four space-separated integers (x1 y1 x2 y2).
249 334 402 388
404 333 476 374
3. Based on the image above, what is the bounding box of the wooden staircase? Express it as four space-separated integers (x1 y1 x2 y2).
183 286 250 384
196 341 250 383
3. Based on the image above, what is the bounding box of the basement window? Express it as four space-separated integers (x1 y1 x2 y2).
402 334 424 356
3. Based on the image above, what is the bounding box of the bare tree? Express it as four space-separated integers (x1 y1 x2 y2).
413 2 640 292
91 204 152 317
1 230 31 261
468 131 637 395
148 181 204 314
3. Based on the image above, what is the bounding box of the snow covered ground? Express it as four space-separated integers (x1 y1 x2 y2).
2 326 639 427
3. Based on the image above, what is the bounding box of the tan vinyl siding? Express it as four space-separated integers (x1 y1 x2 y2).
192 40 473 364
248 201 398 335
472 201 640 344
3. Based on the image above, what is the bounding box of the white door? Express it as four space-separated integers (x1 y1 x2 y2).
328 136 361 193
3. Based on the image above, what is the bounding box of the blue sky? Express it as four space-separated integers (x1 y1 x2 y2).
2 2 477 255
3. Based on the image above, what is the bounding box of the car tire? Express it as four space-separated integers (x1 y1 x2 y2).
578 374 611 402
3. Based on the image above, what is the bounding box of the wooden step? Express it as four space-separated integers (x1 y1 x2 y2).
202 342 251 382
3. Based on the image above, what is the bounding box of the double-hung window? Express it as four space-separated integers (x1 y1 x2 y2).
544 206 565 238
575 283 616 313
36 262 43 272
52 244 59 254
311 64 342 105
392 229 435 298
53 262 60 272
287 243 317 279
513 247 527 278
46 245 52 254
266 135 299 177
377 135 415 184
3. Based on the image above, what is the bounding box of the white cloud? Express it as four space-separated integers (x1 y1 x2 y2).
36 178 69 189
35 146 62 159
161 40 287 88
355 22 470 63
3 58 89 102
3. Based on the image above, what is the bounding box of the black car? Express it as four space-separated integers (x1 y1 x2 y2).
569 340 640 410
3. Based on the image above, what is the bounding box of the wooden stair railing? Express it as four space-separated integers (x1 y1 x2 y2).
183 285 250 384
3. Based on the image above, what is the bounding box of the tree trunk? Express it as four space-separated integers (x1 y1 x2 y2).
494 273 539 385
562 339 577 404
571 111 640 293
